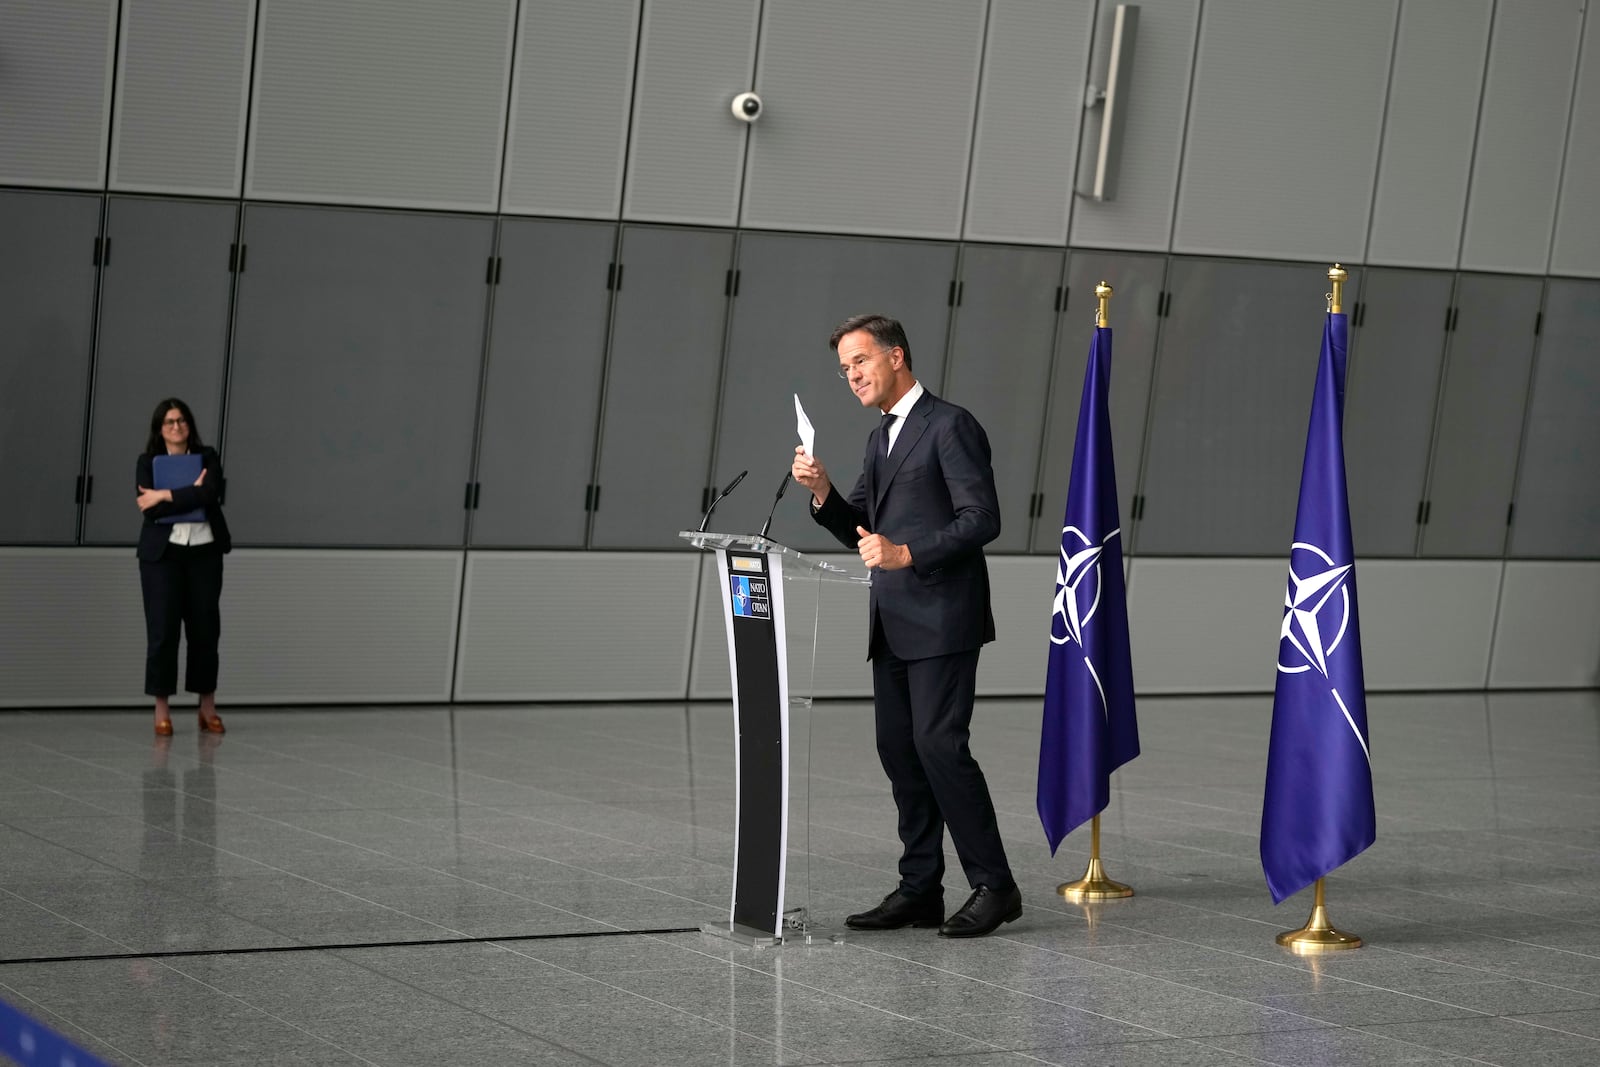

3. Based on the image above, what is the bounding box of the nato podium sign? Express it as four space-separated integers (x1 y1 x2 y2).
680 531 866 944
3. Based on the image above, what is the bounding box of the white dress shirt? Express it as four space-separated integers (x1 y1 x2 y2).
883 380 924 455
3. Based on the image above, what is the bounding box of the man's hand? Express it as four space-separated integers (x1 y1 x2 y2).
855 526 911 571
792 445 832 505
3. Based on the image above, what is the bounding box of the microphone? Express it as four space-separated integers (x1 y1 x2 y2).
696 469 748 533
758 471 792 539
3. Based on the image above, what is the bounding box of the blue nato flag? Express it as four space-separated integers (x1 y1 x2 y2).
1261 311 1376 903
1038 325 1140 854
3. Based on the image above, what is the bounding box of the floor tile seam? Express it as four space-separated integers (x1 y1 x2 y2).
1181 1029 1352 1067
159 944 621 1067
1377 928 1600 966
256 724 751 809
1190 1019 1509 1066
1349 1017 1600 1052
0 980 184 1067
407 942 836 1062
0 881 147 958
793 979 1196 1049
864 921 1324 991
346 807 748 911
990 1019 1339 1056
398 859 721 916
1464 1008 1600 1040
1372 830 1600 866
136 962 414 1067
853 932 1444 1019
1344 891 1600 932
2 927 704 968
192 794 737 921
1081 959 1498 1019
706 976 1178 1058
261 775 758 869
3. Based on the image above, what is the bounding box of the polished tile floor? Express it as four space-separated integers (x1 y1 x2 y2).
2 691 1599 1066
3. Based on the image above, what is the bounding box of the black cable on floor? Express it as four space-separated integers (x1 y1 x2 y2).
0 926 701 967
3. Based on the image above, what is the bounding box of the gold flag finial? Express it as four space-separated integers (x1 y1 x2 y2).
1095 281 1113 328
1326 264 1347 315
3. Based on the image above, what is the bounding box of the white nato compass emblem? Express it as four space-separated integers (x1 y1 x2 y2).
1277 541 1352 677
1050 526 1119 648
1278 540 1370 763
1051 525 1122 716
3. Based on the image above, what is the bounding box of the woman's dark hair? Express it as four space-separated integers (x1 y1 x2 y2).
144 397 204 455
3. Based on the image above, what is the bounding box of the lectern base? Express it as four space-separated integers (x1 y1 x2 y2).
699 913 847 950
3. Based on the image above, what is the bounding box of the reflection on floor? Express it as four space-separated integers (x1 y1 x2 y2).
2 692 1599 1066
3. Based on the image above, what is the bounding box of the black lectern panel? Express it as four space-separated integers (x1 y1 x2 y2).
725 549 784 935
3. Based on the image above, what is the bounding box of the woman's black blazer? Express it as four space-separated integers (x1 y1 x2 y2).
135 447 233 561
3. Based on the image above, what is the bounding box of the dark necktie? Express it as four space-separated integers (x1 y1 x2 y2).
879 412 897 458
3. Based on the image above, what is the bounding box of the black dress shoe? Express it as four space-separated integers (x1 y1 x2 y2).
845 889 945 930
938 884 1022 938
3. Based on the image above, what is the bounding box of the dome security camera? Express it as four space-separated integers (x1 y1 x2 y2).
731 92 762 123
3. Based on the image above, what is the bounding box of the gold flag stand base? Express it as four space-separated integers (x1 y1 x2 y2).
1275 878 1361 954
1057 814 1134 901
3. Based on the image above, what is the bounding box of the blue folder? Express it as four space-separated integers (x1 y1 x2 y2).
152 453 206 524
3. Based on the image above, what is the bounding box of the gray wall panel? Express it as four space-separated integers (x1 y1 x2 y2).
455 551 699 700
1069 0 1199 252
4 550 1593 707
1125 557 1283 692
1138 260 1358 556
83 198 237 545
712 233 957 551
1365 0 1491 269
221 550 461 703
1356 559 1500 690
962 0 1093 244
688 553 871 700
1508 280 1600 557
741 0 985 238
623 0 758 226
590 227 734 548
1033 252 1165 554
0 550 146 707
1420 274 1542 557
1489 561 1600 688
0 0 116 187
1343 269 1453 556
1459 0 1584 274
1172 0 1395 262
943 246 1064 552
110 0 254 195
0 191 100 543
977 555 1056 695
470 219 615 548
247 0 514 209
1550 11 1600 278
0 549 459 707
501 0 639 218
225 205 493 546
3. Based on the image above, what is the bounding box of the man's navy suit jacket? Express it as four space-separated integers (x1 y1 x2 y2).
813 389 1000 661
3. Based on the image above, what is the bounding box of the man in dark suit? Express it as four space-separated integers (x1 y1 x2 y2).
791 313 1021 938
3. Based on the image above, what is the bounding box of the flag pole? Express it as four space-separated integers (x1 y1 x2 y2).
1058 812 1133 900
1275 877 1361 953
1056 280 1134 904
1273 263 1364 954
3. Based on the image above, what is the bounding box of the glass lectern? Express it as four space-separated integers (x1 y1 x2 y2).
679 530 868 946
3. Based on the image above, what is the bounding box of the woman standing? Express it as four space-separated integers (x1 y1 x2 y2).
136 398 231 736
